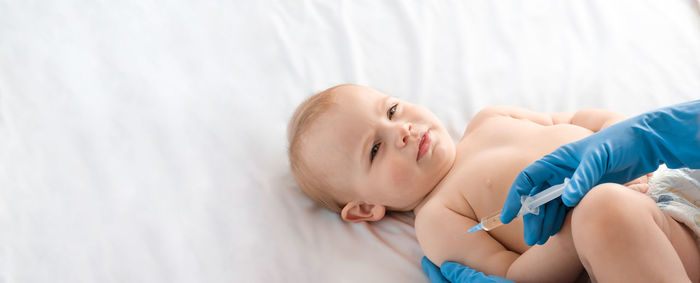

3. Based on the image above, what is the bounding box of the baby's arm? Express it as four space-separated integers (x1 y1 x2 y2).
560 108 627 132
415 205 582 282
470 106 626 133
415 206 517 277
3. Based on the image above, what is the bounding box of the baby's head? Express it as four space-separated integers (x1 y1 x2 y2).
288 84 456 222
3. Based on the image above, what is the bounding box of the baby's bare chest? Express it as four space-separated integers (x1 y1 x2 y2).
436 119 593 251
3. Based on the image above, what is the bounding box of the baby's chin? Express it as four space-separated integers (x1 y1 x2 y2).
431 132 457 173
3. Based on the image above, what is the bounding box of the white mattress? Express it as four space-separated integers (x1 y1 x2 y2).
2 0 700 282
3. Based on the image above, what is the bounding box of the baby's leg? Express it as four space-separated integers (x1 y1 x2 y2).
571 183 700 282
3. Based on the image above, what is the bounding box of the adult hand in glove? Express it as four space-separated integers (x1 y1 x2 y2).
421 256 513 283
501 100 700 246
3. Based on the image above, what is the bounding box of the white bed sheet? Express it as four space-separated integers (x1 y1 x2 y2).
2 0 700 282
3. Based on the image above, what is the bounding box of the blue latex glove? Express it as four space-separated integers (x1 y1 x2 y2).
502 100 700 246
421 256 513 283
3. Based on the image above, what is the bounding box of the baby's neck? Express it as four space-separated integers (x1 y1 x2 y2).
412 160 456 216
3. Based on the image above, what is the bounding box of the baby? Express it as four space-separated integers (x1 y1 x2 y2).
287 84 700 282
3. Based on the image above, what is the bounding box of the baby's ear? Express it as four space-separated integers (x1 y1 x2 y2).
341 201 386 222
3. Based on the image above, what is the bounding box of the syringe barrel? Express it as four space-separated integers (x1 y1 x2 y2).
477 178 570 233
480 210 506 231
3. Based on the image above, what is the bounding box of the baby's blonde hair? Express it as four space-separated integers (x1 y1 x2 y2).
287 85 347 213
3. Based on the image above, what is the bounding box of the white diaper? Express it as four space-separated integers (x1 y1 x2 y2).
647 165 700 243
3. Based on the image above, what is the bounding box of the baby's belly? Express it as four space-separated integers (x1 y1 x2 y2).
452 151 533 253
451 124 594 253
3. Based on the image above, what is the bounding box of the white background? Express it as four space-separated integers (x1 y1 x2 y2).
1 0 700 282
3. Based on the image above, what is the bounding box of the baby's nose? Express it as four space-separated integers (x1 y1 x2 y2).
399 123 412 146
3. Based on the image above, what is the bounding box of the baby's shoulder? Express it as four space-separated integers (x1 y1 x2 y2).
414 186 476 232
413 189 482 266
413 198 455 245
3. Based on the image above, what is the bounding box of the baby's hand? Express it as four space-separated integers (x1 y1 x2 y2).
622 173 653 194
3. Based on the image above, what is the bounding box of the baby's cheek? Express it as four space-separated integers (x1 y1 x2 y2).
389 159 415 188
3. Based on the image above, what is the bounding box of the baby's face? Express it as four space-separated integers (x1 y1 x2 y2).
304 85 456 214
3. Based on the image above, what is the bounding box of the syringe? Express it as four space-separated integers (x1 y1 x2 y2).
465 178 570 234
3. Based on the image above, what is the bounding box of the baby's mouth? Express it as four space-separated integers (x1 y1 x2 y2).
416 130 431 161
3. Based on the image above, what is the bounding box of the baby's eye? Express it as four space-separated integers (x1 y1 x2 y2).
387 103 398 120
370 143 380 162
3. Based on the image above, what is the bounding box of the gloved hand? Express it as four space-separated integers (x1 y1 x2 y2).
421 256 513 283
502 100 700 246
